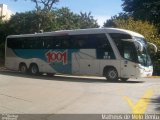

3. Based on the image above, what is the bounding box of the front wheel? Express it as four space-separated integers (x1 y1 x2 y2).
105 68 118 81
29 64 39 75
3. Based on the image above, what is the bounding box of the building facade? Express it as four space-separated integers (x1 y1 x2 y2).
0 4 12 21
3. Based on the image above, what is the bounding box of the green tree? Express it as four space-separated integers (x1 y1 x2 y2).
104 13 129 27
78 12 99 29
0 20 10 58
7 8 99 34
53 8 99 30
8 11 57 34
122 0 160 26
52 7 81 30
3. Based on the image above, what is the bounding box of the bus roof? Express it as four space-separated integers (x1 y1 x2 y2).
7 28 144 38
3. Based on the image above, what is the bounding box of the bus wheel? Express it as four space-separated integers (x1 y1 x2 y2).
29 64 39 75
105 68 118 81
19 63 28 73
121 78 129 82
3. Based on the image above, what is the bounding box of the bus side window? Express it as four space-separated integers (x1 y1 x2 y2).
43 36 54 49
70 35 88 49
87 34 111 49
54 36 61 48
25 37 34 49
7 38 14 48
91 34 115 59
13 38 23 49
43 36 67 49
61 36 70 49
21 38 26 49
35 37 43 49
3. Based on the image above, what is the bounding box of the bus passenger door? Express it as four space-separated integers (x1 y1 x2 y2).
120 44 137 78
108 33 138 79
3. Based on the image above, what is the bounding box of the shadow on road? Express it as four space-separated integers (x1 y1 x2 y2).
0 70 144 84
151 96 160 112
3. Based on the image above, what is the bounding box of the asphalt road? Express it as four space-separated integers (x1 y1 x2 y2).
0 69 160 114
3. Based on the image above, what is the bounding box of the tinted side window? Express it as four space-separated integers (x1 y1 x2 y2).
88 34 111 49
70 34 112 49
7 38 23 49
92 34 115 59
7 38 15 48
7 37 44 49
55 35 69 49
43 36 55 49
43 35 69 49
7 36 70 49
69 34 115 59
70 35 88 49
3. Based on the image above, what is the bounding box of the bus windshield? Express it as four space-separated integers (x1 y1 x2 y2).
109 33 152 67
133 37 152 67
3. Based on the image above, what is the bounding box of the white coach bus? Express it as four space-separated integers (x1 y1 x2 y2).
5 28 157 81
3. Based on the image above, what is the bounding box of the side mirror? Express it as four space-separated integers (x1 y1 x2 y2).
147 42 158 53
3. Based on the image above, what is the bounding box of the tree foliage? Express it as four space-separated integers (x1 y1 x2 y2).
122 0 160 26
8 11 56 34
103 13 129 27
0 20 9 58
7 7 99 34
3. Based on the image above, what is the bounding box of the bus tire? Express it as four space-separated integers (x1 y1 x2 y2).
29 64 39 75
104 67 118 81
19 63 28 74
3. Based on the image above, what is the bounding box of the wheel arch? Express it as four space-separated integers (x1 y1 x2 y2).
103 66 119 77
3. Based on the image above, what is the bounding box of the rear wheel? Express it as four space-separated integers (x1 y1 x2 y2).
19 64 28 73
105 67 118 81
29 64 39 75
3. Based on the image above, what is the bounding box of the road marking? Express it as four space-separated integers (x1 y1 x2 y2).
124 89 154 114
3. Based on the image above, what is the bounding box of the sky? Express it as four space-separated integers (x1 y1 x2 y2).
0 0 123 26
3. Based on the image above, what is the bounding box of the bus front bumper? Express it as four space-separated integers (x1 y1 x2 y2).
137 65 153 78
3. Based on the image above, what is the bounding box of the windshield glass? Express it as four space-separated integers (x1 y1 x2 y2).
133 37 152 66
109 33 152 67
